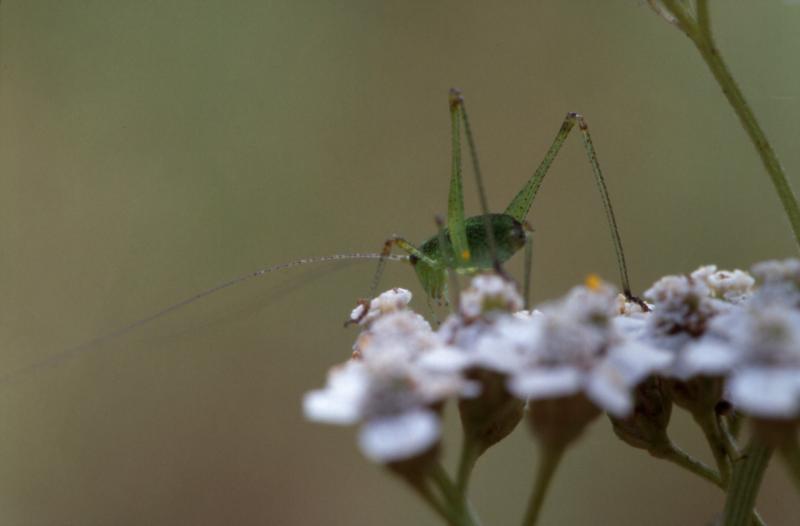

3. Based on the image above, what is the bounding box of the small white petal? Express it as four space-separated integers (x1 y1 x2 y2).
349 303 367 323
303 389 363 424
613 316 647 339
585 370 632 418
607 341 673 384
358 410 441 462
728 368 800 419
507 367 582 400
584 342 671 417
302 362 369 424
417 346 475 372
460 275 523 319
459 380 483 399
352 288 414 326
677 339 737 379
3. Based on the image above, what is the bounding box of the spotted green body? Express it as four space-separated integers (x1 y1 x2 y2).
412 214 526 300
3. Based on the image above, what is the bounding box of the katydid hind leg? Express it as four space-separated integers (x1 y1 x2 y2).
451 89 504 277
573 114 635 300
446 89 470 265
435 214 458 311
505 112 636 300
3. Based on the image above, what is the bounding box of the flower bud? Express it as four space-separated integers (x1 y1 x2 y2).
459 369 524 454
610 376 674 455
666 375 724 417
528 393 601 450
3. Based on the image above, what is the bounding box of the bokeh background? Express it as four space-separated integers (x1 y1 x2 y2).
1 1 799 524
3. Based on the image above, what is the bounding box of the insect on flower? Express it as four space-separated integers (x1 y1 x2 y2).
367 88 639 313
2 89 640 382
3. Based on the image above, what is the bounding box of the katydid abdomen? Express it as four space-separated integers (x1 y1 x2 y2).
412 214 527 300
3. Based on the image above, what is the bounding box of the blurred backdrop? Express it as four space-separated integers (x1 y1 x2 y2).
1 1 798 524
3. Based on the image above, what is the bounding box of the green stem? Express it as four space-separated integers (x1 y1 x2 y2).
722 439 773 526
659 441 723 489
429 463 482 526
412 480 460 526
661 441 767 526
718 414 744 462
779 435 800 493
521 444 566 526
657 0 800 249
456 437 481 495
695 411 733 484
728 411 744 440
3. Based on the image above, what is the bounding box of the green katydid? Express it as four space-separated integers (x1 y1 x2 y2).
367 88 637 313
0 88 639 383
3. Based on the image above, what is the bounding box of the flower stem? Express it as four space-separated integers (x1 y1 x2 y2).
411 480 461 526
695 411 733 485
656 0 800 249
656 440 766 526
521 444 565 526
718 414 744 462
659 441 723 489
779 434 800 493
722 439 773 526
429 462 482 526
456 436 481 495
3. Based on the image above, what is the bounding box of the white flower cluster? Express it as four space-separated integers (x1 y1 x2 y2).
431 276 671 417
304 260 800 463
304 289 478 462
666 260 800 418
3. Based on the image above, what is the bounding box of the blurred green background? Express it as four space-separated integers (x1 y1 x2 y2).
1 1 798 524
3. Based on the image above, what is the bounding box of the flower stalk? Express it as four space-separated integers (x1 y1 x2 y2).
657 441 723 489
780 435 800 492
722 439 773 526
694 410 733 485
456 436 481 495
429 462 483 526
651 0 800 249
521 444 566 526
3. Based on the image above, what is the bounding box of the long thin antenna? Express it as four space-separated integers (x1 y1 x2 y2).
0 253 408 385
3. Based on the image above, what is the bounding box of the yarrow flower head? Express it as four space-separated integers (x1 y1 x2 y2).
458 273 524 321
506 278 671 419
750 258 800 309
641 259 800 423
643 272 725 352
304 258 800 500
428 274 535 374
430 274 529 456
304 289 476 464
304 244 800 521
348 287 414 327
639 265 757 420
691 265 755 304
640 266 757 381
685 259 800 420
721 306 800 420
